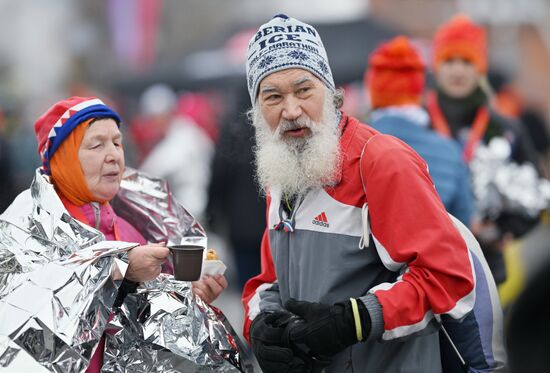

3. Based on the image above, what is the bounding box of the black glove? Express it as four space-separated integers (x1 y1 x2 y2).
250 311 308 373
285 298 370 357
113 278 139 308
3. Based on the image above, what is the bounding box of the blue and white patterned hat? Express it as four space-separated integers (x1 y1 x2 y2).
246 14 335 105
34 96 121 175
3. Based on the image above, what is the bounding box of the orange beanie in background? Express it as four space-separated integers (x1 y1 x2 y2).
365 36 425 109
432 13 487 73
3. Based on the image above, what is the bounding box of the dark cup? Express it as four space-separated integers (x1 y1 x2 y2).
168 245 204 281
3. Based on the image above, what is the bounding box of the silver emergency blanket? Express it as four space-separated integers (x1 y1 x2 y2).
471 137 550 219
103 275 247 373
111 168 207 249
0 168 252 372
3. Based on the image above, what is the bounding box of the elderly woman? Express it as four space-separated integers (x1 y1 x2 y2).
31 96 227 371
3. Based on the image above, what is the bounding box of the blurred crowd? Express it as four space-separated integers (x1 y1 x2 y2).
1 3 550 371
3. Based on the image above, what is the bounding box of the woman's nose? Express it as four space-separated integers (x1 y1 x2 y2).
282 97 303 121
105 144 121 163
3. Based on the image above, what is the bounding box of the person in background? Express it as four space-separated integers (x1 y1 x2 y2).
136 84 217 220
14 96 227 372
429 14 539 284
130 83 177 163
207 87 266 290
493 79 550 179
366 35 473 226
241 14 476 373
506 255 550 373
367 35 505 373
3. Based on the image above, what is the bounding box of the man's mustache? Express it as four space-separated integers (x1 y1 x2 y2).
276 119 311 136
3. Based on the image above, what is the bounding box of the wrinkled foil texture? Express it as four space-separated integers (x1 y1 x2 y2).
471 138 550 219
103 275 249 373
0 168 252 372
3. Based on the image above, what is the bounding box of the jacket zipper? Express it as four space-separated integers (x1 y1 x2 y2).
91 202 101 230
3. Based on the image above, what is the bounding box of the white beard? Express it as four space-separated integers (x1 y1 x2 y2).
252 92 341 197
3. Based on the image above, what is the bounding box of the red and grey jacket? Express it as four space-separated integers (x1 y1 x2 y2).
242 114 475 372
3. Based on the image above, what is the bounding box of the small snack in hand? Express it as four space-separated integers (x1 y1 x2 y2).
206 248 219 260
201 248 226 277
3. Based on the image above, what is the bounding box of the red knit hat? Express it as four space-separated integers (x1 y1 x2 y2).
432 14 487 73
34 96 121 174
365 36 425 109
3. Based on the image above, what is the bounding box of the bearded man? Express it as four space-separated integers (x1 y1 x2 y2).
241 14 476 373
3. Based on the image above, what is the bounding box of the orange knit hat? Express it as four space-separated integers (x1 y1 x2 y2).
432 14 487 73
365 36 425 109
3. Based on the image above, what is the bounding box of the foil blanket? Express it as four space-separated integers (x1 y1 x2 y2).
0 168 252 372
471 138 550 220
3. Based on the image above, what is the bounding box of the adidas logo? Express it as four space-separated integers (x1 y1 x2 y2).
312 212 329 228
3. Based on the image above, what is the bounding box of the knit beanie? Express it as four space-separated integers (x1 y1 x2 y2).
34 96 121 174
246 14 335 104
432 14 487 73
366 36 425 109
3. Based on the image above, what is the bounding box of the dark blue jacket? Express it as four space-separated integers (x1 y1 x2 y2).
371 107 473 226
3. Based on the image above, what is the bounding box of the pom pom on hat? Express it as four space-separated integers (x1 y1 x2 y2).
432 14 487 73
365 36 425 109
246 14 335 104
34 96 121 174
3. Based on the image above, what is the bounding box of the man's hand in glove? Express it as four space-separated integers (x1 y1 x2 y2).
249 311 307 373
285 298 371 357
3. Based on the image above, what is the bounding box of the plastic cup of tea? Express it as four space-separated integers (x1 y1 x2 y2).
168 245 205 281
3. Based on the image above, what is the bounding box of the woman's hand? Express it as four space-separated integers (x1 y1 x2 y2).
126 244 170 282
192 275 228 304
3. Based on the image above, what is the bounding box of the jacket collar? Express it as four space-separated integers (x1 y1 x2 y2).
329 111 357 186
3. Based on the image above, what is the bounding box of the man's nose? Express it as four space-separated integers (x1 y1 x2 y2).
282 97 303 121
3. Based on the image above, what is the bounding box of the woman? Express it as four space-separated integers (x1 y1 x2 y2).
33 96 228 371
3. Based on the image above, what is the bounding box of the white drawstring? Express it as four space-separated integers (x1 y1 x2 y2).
358 203 370 250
